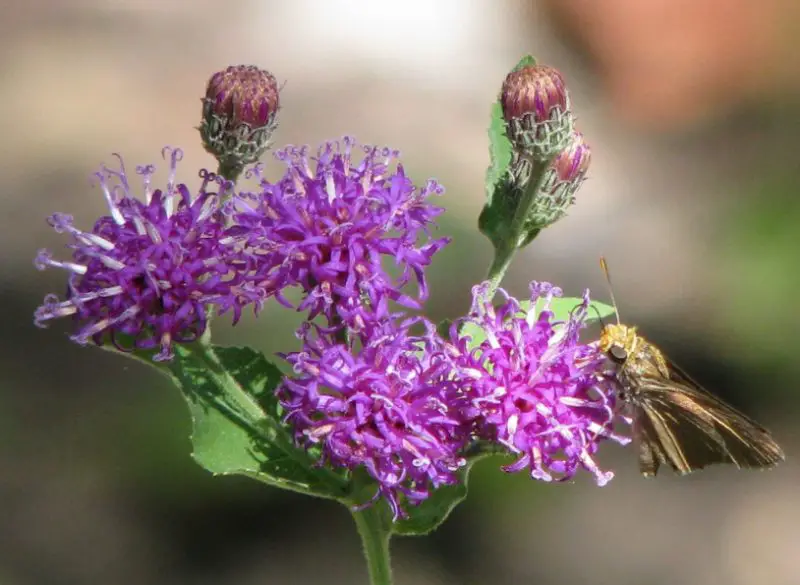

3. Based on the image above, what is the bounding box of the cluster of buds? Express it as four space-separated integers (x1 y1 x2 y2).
199 65 281 179
500 62 591 231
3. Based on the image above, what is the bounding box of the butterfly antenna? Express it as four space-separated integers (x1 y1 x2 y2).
599 256 621 325
589 304 606 329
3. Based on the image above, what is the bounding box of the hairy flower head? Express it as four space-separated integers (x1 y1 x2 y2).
232 137 449 333
278 317 468 519
34 148 260 361
451 282 630 485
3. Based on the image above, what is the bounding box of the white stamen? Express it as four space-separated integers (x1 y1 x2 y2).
325 172 337 203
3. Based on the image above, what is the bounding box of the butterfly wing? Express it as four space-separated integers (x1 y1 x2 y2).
630 359 784 476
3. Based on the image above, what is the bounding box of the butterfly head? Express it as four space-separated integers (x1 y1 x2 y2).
597 257 640 364
599 323 638 364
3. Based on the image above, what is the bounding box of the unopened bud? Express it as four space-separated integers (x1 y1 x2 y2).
199 65 280 178
501 65 574 161
529 130 591 229
550 130 591 185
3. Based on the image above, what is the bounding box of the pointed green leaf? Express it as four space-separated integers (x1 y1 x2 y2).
481 55 553 252
458 298 615 350
484 102 513 206
391 440 511 536
549 297 615 324
166 344 348 500
511 54 537 72
392 461 473 536
436 318 453 339
483 54 538 207
478 179 516 250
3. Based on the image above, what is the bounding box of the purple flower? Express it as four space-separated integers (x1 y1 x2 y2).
450 282 630 486
278 317 468 519
34 147 260 361
232 137 450 333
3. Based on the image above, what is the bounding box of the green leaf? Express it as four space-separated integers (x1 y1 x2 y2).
549 297 616 324
392 461 473 536
212 346 284 416
483 54 539 206
436 318 453 339
458 297 616 349
484 101 513 206
478 179 516 251
480 55 544 252
392 439 512 536
166 344 348 500
511 54 537 72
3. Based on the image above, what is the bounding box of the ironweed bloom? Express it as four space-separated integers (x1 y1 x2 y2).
451 282 630 486
278 317 468 519
232 137 450 333
34 148 259 361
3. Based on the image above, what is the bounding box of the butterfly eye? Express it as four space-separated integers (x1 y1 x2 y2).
609 345 628 364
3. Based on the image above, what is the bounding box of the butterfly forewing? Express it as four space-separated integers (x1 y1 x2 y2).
624 351 785 475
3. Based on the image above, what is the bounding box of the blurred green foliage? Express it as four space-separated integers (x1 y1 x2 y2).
715 168 800 397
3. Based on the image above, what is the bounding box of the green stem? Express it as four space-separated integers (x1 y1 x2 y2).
352 505 393 585
217 160 244 184
484 155 552 297
485 242 516 297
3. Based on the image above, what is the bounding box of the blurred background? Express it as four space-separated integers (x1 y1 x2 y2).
3 0 800 583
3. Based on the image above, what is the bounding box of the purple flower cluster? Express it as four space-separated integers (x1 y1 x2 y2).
450 282 630 485
34 137 449 359
34 148 261 361
277 281 629 517
279 317 468 519
34 138 629 516
232 137 449 332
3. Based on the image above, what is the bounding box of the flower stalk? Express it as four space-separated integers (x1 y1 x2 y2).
485 153 552 296
352 504 394 585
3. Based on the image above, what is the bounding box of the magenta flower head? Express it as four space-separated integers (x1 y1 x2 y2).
451 282 630 486
232 137 450 333
34 148 259 362
278 317 468 519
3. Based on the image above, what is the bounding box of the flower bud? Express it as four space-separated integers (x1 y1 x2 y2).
500 65 574 161
550 130 591 185
528 130 591 229
199 65 280 178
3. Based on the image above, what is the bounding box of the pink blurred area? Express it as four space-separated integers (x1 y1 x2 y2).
2 1 798 584
545 0 800 129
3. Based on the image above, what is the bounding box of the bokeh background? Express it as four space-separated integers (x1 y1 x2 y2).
3 0 800 583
